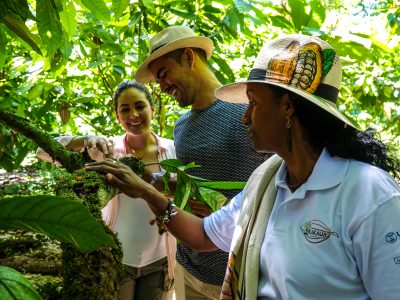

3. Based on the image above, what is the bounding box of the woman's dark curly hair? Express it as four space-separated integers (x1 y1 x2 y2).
271 85 400 180
113 80 153 114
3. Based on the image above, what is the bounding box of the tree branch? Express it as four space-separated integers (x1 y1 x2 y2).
0 109 84 173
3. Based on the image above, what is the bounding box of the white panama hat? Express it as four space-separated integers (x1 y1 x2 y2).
135 26 214 83
215 34 359 129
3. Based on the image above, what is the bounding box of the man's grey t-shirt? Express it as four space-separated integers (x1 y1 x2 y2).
174 99 267 285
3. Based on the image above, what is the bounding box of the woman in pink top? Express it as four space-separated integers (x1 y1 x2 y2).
37 80 176 300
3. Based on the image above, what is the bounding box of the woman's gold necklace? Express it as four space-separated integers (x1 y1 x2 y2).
124 136 150 160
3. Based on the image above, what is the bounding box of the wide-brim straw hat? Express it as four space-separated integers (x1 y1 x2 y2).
215 34 359 129
135 26 213 83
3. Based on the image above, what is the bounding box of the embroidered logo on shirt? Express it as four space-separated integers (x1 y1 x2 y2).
300 220 339 243
385 232 400 244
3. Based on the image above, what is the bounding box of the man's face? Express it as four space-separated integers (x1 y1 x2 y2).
149 54 194 107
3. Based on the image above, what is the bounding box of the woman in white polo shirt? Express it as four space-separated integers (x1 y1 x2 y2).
86 35 400 300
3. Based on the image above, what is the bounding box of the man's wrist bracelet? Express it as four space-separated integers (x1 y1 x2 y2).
150 200 178 234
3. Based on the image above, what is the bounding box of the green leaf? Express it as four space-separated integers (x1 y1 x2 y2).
138 37 148 64
112 0 130 20
0 266 42 300
59 0 77 38
224 6 240 37
7 0 36 21
234 0 251 13
287 0 310 30
37 0 63 59
142 0 155 11
0 28 7 70
162 172 171 195
0 152 14 172
197 181 246 190
203 5 221 14
211 54 235 82
0 195 116 251
322 49 335 77
198 187 227 212
2 12 42 55
173 171 192 211
159 158 184 173
81 0 110 22
308 0 326 27
181 161 201 171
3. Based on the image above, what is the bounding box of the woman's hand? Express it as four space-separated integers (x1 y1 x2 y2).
84 136 114 157
85 159 151 199
188 199 212 217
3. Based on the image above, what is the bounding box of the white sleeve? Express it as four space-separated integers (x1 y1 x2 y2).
203 191 244 252
353 195 400 299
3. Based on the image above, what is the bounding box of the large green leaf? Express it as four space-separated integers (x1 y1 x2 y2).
37 0 63 59
287 0 310 30
8 0 35 21
1 12 42 54
59 0 77 38
142 0 155 12
81 0 111 22
112 0 130 20
0 195 116 251
0 27 7 70
308 0 326 28
173 171 192 211
234 0 251 13
0 266 42 300
197 181 246 190
198 187 227 212
159 158 184 173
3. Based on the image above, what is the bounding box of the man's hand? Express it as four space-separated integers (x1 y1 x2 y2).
188 199 212 217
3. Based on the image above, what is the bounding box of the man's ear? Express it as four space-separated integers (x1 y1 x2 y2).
182 48 195 68
151 105 156 119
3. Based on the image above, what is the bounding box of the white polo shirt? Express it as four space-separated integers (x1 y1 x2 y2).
204 149 400 299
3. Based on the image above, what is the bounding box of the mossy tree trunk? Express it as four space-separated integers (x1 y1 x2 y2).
0 109 84 173
0 109 124 299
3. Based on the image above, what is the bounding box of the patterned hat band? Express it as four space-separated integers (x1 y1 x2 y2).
247 68 339 104
215 34 359 129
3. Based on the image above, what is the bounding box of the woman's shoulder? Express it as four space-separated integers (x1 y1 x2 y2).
153 134 175 154
154 134 174 145
346 159 399 203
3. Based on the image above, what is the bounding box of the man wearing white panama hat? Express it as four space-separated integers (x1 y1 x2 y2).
135 26 267 299
87 34 400 299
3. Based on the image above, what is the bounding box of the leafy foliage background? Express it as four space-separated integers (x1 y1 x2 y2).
0 0 399 171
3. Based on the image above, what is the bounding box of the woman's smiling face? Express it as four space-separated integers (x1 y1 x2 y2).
116 88 154 136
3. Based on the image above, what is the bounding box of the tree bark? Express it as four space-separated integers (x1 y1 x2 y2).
0 109 84 172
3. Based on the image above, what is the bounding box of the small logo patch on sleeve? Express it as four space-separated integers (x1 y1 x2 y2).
385 232 400 244
394 256 400 266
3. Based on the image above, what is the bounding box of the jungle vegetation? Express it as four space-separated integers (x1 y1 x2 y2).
0 0 399 299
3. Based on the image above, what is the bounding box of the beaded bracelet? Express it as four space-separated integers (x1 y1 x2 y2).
150 200 178 234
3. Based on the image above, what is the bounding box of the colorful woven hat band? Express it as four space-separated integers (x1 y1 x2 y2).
247 37 342 104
